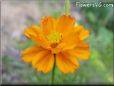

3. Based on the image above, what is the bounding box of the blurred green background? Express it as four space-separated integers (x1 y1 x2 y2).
1 0 114 84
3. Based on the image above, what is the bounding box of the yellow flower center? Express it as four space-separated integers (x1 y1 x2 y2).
47 30 62 44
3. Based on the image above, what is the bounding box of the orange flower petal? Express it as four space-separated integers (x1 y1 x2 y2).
56 15 75 33
22 46 45 63
68 41 90 60
40 16 56 35
74 25 90 40
33 51 54 74
56 52 80 74
24 24 50 49
56 30 79 52
22 46 54 74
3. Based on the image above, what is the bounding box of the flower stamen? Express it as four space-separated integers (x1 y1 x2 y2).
47 30 62 44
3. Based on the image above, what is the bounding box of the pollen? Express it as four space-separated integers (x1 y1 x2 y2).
47 30 62 44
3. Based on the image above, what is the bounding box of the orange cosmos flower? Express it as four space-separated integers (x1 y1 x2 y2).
22 15 90 74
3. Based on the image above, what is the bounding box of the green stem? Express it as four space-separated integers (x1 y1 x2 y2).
51 54 56 84
65 0 69 16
